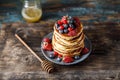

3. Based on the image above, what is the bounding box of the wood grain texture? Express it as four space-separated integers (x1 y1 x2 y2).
0 22 120 80
0 0 120 24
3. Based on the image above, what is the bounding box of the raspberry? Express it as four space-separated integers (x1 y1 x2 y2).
57 20 63 25
63 56 74 63
73 17 80 25
53 51 58 57
82 47 89 54
59 25 64 30
68 27 73 31
74 23 79 28
61 16 68 24
67 29 77 36
43 43 52 51
43 38 51 43
62 19 67 24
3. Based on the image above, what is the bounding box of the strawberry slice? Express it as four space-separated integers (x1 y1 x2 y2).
43 43 52 51
43 38 51 43
82 47 89 54
63 56 74 63
67 29 77 36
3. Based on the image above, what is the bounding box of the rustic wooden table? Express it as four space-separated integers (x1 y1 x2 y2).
0 0 120 80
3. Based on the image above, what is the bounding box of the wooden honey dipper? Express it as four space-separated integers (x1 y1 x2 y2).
15 34 54 73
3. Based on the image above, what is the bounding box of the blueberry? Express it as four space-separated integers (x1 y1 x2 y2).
55 23 59 30
63 24 69 29
73 20 76 24
56 57 62 62
59 30 64 34
69 24 76 29
68 16 73 20
64 29 69 33
74 55 80 60
49 54 55 59
68 20 74 24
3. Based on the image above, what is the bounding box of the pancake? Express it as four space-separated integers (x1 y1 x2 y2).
52 16 85 57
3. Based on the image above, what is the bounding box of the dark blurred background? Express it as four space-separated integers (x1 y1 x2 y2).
0 0 120 25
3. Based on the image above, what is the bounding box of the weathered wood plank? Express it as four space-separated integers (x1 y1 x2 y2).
0 22 120 79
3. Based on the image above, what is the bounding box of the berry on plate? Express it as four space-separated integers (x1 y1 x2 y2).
49 54 55 59
82 47 89 54
63 56 74 63
56 57 62 62
43 43 52 51
53 51 58 57
43 38 51 43
74 55 80 60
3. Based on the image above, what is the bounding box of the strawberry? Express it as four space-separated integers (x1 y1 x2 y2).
82 47 89 54
73 17 80 25
59 25 64 30
68 27 73 31
43 43 52 51
57 20 63 25
53 51 58 57
63 56 74 63
67 29 77 36
43 38 51 43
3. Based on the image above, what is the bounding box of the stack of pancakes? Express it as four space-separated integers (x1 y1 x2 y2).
52 16 85 57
